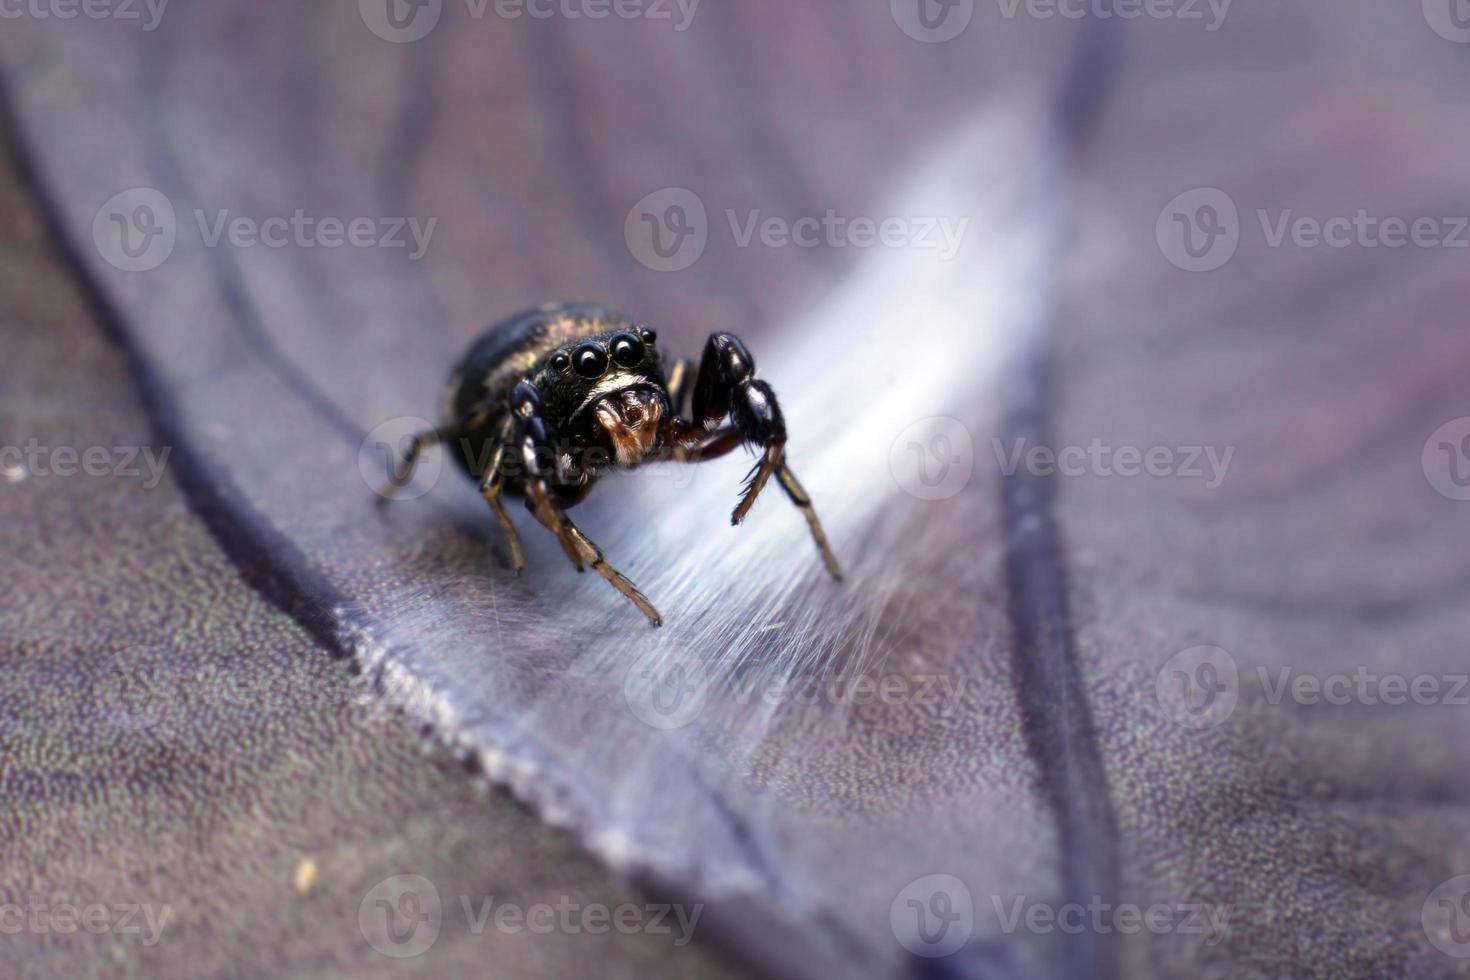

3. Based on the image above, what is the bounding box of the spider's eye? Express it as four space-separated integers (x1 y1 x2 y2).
572 343 608 378
639 327 657 345
549 352 570 372
610 333 644 368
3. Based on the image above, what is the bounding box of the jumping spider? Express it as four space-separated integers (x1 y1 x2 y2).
385 302 842 626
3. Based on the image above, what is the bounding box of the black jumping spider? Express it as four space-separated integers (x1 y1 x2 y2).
385 303 842 626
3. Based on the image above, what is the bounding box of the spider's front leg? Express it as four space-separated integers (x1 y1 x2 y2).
510 381 583 572
511 381 663 626
378 423 456 501
685 333 842 580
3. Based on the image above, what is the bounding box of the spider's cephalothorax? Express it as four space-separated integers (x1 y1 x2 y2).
386 302 841 626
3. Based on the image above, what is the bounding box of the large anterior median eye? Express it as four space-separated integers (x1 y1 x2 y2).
610 333 644 368
573 342 608 378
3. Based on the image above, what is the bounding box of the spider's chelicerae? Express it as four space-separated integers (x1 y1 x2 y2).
385 303 842 626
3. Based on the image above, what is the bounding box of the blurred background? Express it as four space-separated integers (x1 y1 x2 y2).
3 1 1470 977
